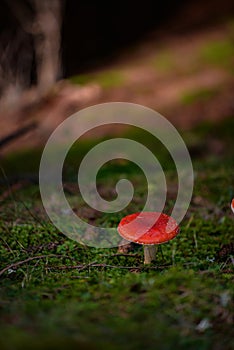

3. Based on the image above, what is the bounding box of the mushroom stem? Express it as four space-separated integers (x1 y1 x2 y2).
144 245 156 264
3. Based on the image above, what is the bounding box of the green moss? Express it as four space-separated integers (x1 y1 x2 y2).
70 70 125 89
0 117 234 349
180 87 219 105
151 51 176 72
199 39 234 69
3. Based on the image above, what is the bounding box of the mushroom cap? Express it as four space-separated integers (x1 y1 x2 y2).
231 199 234 213
117 212 179 245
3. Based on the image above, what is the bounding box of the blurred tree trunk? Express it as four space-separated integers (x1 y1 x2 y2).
1 0 63 106
34 0 63 95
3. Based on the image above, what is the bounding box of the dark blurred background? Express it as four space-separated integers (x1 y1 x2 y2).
62 0 234 75
1 0 234 80
62 0 182 75
0 0 234 153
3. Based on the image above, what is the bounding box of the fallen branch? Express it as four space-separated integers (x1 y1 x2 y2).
50 262 171 272
0 122 37 150
104 253 140 258
53 261 98 272
0 254 65 277
0 256 175 277
52 261 201 272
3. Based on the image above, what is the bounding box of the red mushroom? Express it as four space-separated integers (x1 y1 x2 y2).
117 212 180 264
231 199 234 214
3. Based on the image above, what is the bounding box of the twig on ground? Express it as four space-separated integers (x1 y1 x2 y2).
104 253 140 258
0 122 37 150
53 261 98 272
0 254 68 277
49 262 172 272
1 255 203 277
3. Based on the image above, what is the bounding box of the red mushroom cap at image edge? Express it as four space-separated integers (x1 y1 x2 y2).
231 199 234 213
117 212 180 245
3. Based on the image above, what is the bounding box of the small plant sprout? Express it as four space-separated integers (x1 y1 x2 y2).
117 212 180 264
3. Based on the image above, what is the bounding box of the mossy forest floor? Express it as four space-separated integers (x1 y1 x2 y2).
0 116 233 350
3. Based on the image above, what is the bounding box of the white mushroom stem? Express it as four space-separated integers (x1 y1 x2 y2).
144 245 156 264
